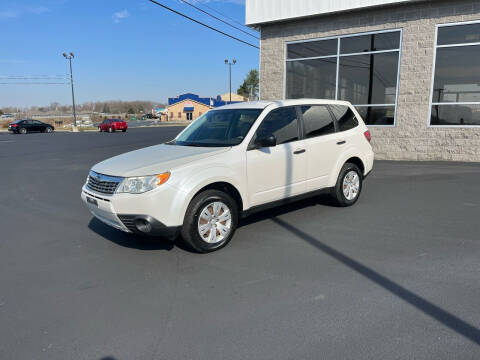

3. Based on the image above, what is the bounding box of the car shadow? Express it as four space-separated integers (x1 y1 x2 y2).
88 218 174 251
271 217 480 345
239 193 338 228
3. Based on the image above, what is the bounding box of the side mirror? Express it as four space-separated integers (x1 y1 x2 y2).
255 135 276 149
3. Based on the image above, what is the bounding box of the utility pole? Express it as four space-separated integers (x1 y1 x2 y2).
63 52 77 131
224 59 236 103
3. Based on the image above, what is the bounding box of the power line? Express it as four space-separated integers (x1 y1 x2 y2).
0 82 68 85
192 0 258 34
179 0 259 40
148 0 259 49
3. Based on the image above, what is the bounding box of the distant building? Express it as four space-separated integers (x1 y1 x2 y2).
167 93 242 121
220 92 247 102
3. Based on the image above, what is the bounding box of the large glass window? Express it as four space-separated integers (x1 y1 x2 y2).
286 30 401 126
431 22 480 126
286 58 337 100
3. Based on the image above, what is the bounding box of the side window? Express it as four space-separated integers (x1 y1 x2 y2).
300 105 335 138
330 105 358 132
255 107 299 145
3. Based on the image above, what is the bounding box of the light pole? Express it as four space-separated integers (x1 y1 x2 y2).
63 52 77 129
224 59 236 103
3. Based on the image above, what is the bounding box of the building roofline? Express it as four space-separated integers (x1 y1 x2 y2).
246 0 428 27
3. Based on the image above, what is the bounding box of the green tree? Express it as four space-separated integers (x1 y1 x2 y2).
127 106 135 114
102 104 110 114
237 69 259 100
0 109 3 115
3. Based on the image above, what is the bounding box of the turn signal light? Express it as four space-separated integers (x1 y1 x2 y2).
364 130 371 143
157 172 170 185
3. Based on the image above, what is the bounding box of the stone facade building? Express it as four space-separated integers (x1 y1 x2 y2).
247 0 480 161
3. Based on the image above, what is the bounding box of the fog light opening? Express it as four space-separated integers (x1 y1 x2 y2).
135 218 152 233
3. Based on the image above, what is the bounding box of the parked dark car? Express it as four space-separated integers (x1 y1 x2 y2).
98 119 128 133
8 119 55 134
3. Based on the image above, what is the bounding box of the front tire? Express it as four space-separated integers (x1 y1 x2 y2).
108 127 114 133
331 163 363 207
180 190 238 253
98 127 102 132
122 129 126 132
46 127 53 133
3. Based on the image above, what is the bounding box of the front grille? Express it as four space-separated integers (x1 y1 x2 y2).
87 171 122 195
117 215 137 232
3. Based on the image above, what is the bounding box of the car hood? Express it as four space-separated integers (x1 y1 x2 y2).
92 144 230 177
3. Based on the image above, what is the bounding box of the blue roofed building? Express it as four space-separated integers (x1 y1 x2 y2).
167 93 243 121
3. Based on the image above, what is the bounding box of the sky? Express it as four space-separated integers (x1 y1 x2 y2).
0 0 259 107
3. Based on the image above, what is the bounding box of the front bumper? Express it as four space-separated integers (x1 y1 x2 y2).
81 186 181 239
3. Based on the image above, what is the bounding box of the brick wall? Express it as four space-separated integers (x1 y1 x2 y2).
259 0 480 161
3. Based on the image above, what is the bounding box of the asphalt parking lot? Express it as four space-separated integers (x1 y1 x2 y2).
1 128 479 359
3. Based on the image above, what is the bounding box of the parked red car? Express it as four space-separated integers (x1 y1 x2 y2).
98 119 128 133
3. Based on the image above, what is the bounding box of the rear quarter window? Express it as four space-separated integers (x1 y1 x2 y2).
330 105 359 132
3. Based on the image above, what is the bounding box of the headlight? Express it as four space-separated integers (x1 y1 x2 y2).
117 172 170 194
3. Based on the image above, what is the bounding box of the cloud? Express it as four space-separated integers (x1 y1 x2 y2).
0 59 28 64
113 9 130 23
0 5 51 21
26 6 51 15
0 10 18 20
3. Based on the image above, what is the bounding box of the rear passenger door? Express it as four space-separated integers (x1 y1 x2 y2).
330 105 360 152
300 105 340 191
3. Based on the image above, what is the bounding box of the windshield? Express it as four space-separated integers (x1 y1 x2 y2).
172 108 263 147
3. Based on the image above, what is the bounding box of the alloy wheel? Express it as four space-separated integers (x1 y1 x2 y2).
197 201 232 244
342 170 360 201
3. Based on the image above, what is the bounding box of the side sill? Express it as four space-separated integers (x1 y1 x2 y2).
241 187 333 218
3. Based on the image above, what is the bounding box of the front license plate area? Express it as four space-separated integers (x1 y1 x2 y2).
86 196 98 207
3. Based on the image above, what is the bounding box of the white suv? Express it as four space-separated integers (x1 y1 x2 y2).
81 100 374 252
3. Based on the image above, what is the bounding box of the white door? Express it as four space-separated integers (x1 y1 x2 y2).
247 106 307 207
300 105 341 191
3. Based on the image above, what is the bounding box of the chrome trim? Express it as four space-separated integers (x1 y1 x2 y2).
87 170 123 195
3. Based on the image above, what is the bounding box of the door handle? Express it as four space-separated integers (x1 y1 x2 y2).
336 140 346 145
293 149 306 155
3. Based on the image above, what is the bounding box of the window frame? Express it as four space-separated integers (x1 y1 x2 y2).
284 28 403 128
428 20 480 128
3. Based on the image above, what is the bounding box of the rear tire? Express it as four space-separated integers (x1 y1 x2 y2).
19 128 27 134
331 163 363 207
180 190 238 253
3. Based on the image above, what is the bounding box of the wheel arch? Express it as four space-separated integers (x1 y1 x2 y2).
191 182 244 212
328 153 366 187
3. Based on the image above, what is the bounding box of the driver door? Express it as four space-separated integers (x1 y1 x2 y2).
246 106 307 207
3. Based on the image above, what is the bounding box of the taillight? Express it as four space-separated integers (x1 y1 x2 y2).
11 124 17 127
364 130 371 143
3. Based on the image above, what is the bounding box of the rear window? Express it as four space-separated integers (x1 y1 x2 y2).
112 119 122 122
330 105 358 132
300 105 335 138
12 120 23 124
